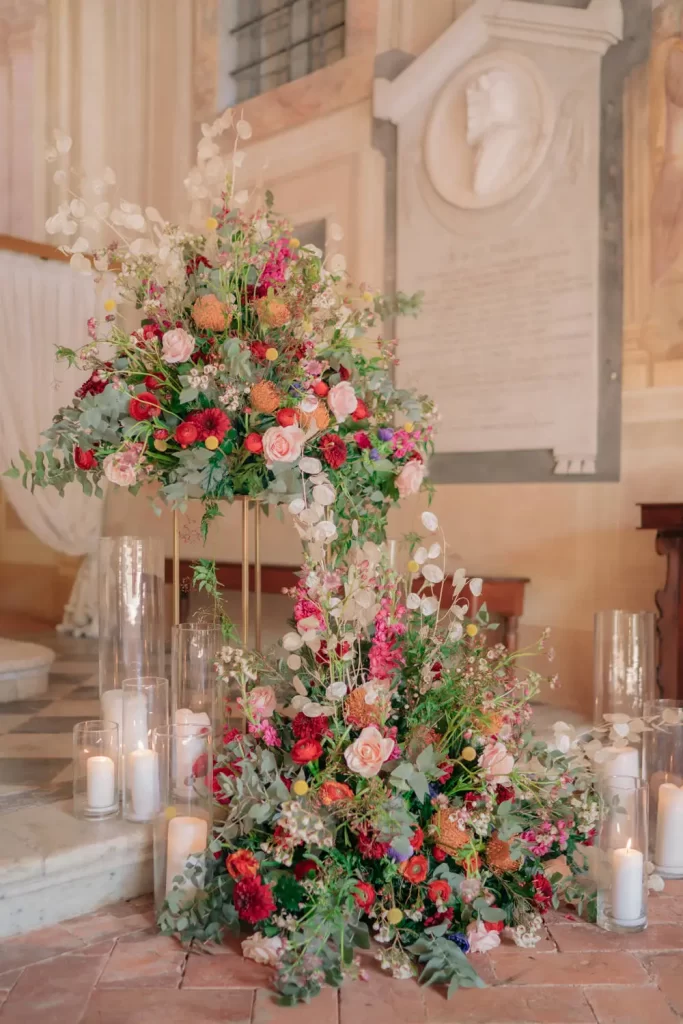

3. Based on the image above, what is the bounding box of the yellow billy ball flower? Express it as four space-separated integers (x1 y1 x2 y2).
289 237 300 248
407 560 420 574
386 908 403 925
154 438 168 452
164 805 177 820
461 746 477 761
265 347 278 362
403 421 414 433
363 290 373 303
466 624 478 637
205 216 218 231
293 780 309 796
204 436 219 451
103 298 116 312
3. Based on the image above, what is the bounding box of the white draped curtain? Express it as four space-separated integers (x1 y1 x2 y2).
0 250 103 634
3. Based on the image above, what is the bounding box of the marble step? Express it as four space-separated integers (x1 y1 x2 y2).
0 639 55 703
0 800 152 937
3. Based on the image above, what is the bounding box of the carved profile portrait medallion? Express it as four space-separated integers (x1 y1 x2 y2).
424 50 554 210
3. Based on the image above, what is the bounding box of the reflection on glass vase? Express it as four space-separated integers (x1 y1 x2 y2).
171 622 222 749
152 722 212 916
122 676 169 823
593 610 656 725
98 536 165 741
644 699 683 879
596 776 648 933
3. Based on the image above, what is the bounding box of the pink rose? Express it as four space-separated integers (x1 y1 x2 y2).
343 725 395 778
161 327 195 364
246 685 277 720
102 444 143 486
479 740 515 781
467 919 501 953
262 424 305 465
327 381 358 422
396 460 425 498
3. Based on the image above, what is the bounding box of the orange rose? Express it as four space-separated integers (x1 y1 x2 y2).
319 781 354 805
226 849 260 880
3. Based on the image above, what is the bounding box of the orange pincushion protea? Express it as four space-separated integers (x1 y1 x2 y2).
192 294 229 332
255 297 291 328
343 685 389 728
299 401 330 432
250 380 281 414
431 808 472 855
486 833 521 873
474 712 505 737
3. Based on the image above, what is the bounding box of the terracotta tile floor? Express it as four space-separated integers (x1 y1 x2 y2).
1 886 683 1023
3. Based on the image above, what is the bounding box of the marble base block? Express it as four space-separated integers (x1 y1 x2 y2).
0 639 55 703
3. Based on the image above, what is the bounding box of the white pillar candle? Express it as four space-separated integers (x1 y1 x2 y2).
600 745 640 779
655 783 683 874
174 709 211 793
611 840 644 923
101 689 123 738
86 755 116 810
165 815 208 897
123 691 149 751
126 746 160 821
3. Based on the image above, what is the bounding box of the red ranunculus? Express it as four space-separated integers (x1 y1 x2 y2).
319 780 354 805
427 879 451 903
353 881 375 911
292 712 329 741
399 855 428 883
129 391 160 421
432 846 447 863
291 739 323 765
319 433 348 469
175 421 199 448
186 407 231 442
293 859 318 881
532 873 553 913
244 432 264 454
74 446 97 470
226 849 260 880
276 407 298 427
145 374 164 390
233 876 276 924
312 380 329 397
351 399 369 421
354 431 372 450
484 919 505 933
410 827 424 851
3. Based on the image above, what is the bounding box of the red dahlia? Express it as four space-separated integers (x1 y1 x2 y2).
233 876 276 924
292 712 329 741
319 433 348 469
186 407 231 442
129 391 160 421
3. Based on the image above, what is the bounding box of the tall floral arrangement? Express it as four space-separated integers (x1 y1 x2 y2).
9 114 433 545
160 508 597 1004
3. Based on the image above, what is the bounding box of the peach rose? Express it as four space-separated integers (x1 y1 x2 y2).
262 424 306 465
327 381 358 422
162 327 195 364
396 459 425 498
102 445 143 486
343 725 395 778
479 740 515 780
247 685 277 719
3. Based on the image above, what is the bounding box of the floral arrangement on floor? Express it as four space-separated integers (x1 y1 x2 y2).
8 114 433 544
159 508 598 1004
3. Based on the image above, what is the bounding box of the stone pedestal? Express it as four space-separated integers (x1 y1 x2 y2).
0 639 54 703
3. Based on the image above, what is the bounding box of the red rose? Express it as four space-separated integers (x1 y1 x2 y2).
353 881 375 911
276 407 298 427
129 391 160 421
432 846 447 863
144 374 163 390
531 873 553 913
244 432 264 454
175 421 199 448
483 919 505 933
399 855 429 883
354 431 371 450
319 433 347 469
291 739 323 765
292 712 329 741
427 879 451 903
293 859 318 881
312 380 329 397
74 446 97 471
351 399 369 421
233 876 276 924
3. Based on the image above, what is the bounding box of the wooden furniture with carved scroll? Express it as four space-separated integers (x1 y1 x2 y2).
639 503 683 700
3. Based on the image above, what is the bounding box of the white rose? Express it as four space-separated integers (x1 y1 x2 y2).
396 460 425 498
327 381 358 422
242 932 283 967
161 327 195 364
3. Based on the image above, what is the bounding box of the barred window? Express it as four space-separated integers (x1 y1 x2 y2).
220 0 346 105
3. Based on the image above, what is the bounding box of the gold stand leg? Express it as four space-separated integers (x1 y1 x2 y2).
241 498 249 647
254 502 262 653
173 509 180 626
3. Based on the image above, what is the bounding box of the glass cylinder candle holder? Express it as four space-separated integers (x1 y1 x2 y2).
644 699 683 878
73 720 120 820
593 610 655 725
596 776 648 933
152 723 212 914
212 671 245 757
99 537 165 731
171 622 222 736
122 676 169 823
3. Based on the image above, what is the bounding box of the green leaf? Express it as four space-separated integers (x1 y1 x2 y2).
179 387 199 404
3 464 19 479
